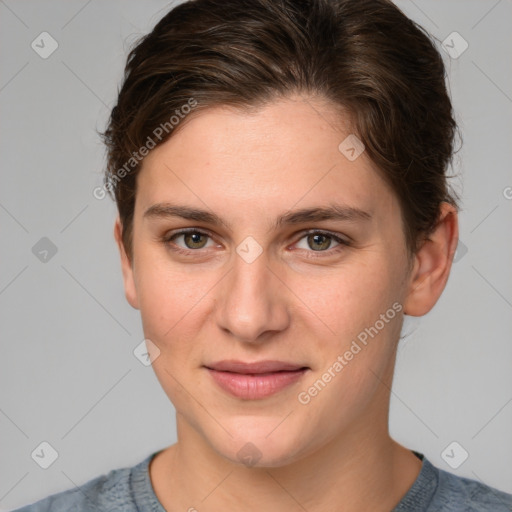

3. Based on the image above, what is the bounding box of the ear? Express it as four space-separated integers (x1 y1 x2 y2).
114 216 139 310
403 202 459 316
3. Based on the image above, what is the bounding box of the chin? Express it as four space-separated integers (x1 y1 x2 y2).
212 425 307 469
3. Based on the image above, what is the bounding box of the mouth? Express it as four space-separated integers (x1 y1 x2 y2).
204 360 309 400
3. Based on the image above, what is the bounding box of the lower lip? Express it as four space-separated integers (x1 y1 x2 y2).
206 368 308 399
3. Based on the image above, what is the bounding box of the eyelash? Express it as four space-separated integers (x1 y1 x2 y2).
160 228 351 259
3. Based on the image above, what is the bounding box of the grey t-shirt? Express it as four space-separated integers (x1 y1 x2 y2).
11 451 512 511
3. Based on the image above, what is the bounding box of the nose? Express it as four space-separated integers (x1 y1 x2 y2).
214 251 290 344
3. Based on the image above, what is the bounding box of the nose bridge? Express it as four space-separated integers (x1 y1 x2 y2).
214 247 289 342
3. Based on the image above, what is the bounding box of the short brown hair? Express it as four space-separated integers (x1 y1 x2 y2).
101 0 461 261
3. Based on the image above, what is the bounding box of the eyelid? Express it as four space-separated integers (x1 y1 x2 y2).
296 228 351 245
163 227 219 248
162 227 351 255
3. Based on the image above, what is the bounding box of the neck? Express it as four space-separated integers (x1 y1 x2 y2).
150 409 422 511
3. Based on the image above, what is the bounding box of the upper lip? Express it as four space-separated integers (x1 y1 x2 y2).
205 360 308 374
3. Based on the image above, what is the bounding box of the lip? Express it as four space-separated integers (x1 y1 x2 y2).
205 360 307 374
204 360 309 400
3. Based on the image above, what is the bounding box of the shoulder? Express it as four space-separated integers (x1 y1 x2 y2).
10 460 140 512
432 465 512 511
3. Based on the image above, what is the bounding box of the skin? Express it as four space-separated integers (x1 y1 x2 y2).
114 94 458 511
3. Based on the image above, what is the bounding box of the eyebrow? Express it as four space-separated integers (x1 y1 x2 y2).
143 202 372 231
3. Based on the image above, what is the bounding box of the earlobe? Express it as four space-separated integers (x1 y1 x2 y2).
114 216 139 310
403 203 458 316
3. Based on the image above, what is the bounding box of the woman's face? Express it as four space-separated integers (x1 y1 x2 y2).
117 95 415 467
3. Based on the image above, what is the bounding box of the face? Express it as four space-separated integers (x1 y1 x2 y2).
117 95 418 467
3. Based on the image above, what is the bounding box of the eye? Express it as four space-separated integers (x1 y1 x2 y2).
164 229 216 251
161 228 350 258
294 230 349 254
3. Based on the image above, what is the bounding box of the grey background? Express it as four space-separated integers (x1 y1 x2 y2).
1 0 511 509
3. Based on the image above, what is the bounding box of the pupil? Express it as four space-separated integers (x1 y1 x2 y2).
310 234 330 251
186 232 205 248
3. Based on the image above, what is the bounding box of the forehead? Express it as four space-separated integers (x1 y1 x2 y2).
135 96 398 225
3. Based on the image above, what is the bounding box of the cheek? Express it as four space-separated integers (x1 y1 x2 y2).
134 254 210 348
289 251 406 413
135 262 212 405
294 291 402 441
290 255 401 341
